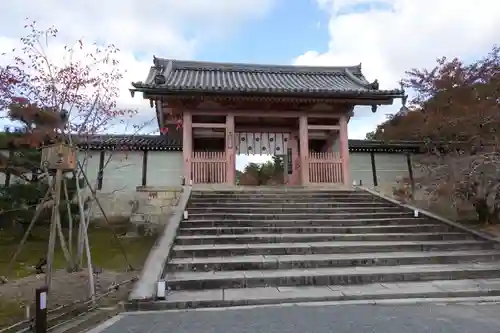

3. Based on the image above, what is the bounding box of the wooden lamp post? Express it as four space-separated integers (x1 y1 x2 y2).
40 141 78 289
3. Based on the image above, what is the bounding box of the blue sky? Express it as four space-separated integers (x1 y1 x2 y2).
192 0 329 65
0 0 499 170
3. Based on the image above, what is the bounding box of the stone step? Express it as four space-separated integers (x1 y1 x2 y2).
137 278 500 310
187 201 395 208
191 190 363 196
180 217 433 228
187 206 407 214
190 193 381 200
189 196 388 203
167 250 500 272
178 224 454 236
171 240 493 258
193 188 358 192
175 232 472 245
165 262 500 290
186 211 413 220
190 191 376 197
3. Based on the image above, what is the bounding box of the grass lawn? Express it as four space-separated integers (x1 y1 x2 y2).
0 223 156 327
0 224 155 279
0 298 25 329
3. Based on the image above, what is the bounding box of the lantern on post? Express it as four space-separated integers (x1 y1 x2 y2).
40 143 77 171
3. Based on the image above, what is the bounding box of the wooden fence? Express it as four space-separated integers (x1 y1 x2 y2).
191 152 227 184
308 152 343 183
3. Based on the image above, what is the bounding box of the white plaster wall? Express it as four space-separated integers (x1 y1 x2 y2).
77 151 102 188
350 152 414 191
375 153 409 188
0 148 182 222
0 149 28 185
349 152 375 187
146 151 183 186
101 151 142 192
0 150 8 185
78 150 183 220
87 151 143 219
10 175 27 184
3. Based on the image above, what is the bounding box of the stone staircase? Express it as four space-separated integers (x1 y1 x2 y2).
153 189 500 309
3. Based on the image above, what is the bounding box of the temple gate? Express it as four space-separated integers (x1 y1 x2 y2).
131 58 404 187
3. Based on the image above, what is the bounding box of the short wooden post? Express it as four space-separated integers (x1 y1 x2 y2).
35 286 48 333
370 151 378 187
406 152 415 198
141 150 148 186
97 151 105 190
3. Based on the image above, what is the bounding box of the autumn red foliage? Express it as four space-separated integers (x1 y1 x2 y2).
367 45 500 224
0 20 137 148
367 45 500 146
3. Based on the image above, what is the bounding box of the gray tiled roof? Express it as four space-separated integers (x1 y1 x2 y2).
348 139 421 153
75 134 181 151
77 135 421 153
0 133 421 152
131 58 404 98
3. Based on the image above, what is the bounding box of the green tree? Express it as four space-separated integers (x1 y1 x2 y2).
240 156 285 185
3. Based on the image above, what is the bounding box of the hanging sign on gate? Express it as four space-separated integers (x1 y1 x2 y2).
236 132 290 155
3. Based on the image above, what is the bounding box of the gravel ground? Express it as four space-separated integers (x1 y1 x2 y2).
94 303 500 333
0 269 137 319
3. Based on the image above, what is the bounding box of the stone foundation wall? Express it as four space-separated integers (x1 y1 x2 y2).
374 177 477 222
89 191 136 220
129 186 182 226
85 186 182 232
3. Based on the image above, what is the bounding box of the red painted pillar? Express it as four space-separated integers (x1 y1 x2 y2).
288 131 299 185
225 114 235 185
182 111 192 184
299 115 309 186
339 115 350 186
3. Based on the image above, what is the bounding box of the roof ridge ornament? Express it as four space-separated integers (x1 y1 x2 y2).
399 80 409 114
154 74 166 85
343 68 372 88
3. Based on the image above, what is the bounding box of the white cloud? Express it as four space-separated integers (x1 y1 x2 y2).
0 0 276 134
295 0 500 139
0 0 275 57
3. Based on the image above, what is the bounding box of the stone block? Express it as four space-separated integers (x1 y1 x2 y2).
224 287 282 303
130 214 147 224
167 289 223 304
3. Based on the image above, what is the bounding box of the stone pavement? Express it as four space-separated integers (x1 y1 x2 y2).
155 278 500 309
90 302 500 333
